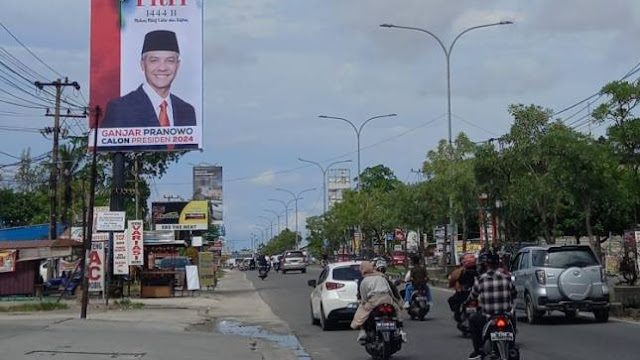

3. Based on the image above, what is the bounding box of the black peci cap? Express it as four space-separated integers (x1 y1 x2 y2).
142 30 179 55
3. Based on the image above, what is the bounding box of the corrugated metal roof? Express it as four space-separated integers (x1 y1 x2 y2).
0 223 64 241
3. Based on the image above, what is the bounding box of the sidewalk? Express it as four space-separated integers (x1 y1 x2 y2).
0 270 297 360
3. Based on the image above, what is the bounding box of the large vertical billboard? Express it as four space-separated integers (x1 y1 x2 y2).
328 168 351 209
90 0 203 152
193 166 223 224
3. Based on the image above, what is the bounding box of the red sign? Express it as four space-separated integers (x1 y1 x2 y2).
128 220 144 266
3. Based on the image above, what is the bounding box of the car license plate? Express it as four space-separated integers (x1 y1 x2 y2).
375 321 396 331
490 332 514 341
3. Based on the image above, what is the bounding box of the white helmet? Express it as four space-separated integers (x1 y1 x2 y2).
374 258 388 271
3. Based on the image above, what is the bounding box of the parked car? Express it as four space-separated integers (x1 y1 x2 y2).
308 261 362 330
281 250 308 274
511 245 610 324
391 251 407 266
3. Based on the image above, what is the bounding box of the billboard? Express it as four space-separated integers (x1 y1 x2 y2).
328 168 351 209
90 0 203 152
152 201 209 230
0 250 16 273
193 166 223 224
113 232 129 275
128 220 145 266
88 241 105 292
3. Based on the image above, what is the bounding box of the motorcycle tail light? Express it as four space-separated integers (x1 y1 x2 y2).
325 282 345 290
378 304 395 316
468 300 478 308
535 270 546 285
495 317 507 329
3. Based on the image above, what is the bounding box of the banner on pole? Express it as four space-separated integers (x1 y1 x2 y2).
113 232 129 275
127 220 144 266
88 241 105 292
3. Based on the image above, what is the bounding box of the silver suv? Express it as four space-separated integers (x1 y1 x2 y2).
281 250 307 274
511 245 610 324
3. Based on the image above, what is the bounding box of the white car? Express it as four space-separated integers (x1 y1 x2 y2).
308 261 361 330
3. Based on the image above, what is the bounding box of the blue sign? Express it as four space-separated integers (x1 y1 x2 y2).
386 234 394 242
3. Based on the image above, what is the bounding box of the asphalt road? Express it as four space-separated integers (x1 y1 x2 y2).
247 266 640 360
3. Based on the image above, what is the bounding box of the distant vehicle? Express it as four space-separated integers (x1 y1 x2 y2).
391 251 407 266
511 245 610 323
157 256 192 270
282 250 308 274
308 261 362 330
335 253 351 263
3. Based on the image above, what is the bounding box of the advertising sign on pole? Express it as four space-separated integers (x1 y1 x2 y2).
88 241 105 292
328 168 351 209
113 232 129 275
96 211 126 232
198 252 215 288
185 265 200 291
89 0 204 152
127 220 144 266
152 201 209 230
193 166 223 224
0 250 16 273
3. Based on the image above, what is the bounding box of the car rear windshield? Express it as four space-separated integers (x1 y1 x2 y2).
332 265 361 281
532 248 599 268
285 251 303 258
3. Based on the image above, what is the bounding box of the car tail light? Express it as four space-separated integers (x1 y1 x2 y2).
325 282 345 290
378 304 395 316
495 317 507 329
282 258 286 263
535 270 546 285
600 268 606 282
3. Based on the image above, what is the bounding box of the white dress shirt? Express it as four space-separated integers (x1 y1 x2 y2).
143 83 174 127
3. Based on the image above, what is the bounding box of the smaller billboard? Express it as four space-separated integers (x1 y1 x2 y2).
193 166 222 224
127 220 144 266
88 241 105 292
152 201 209 230
96 211 126 232
113 232 129 275
328 168 351 209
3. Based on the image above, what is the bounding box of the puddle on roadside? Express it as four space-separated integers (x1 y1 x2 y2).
217 320 311 360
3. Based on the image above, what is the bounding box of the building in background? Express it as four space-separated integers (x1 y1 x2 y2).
193 166 222 225
328 168 350 209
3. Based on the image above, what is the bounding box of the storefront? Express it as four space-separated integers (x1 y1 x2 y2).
0 239 80 296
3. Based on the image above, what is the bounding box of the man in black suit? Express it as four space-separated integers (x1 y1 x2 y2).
102 30 196 129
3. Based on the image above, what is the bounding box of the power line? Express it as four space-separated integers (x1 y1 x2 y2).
0 22 63 78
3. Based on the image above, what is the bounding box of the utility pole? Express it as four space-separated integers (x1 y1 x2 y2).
36 78 81 240
81 106 102 319
134 154 140 219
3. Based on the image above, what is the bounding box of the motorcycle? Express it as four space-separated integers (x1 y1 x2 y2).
481 314 520 360
457 298 476 336
258 265 269 280
407 285 430 321
362 303 403 360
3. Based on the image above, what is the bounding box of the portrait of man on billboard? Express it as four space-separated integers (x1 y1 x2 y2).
101 30 196 128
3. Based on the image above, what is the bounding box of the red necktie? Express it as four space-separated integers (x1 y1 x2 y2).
159 101 174 150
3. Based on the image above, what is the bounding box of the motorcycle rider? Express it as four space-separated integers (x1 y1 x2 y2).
464 253 517 360
352 261 406 342
403 255 433 309
448 253 479 321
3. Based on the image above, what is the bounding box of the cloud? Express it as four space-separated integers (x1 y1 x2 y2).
251 170 277 185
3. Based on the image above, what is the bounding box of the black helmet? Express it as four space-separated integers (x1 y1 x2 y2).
485 253 500 267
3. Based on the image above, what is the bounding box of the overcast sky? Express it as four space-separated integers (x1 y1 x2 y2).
1 0 639 250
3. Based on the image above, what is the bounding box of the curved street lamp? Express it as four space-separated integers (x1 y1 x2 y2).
379 21 513 146
275 187 316 248
268 198 295 229
319 114 396 189
298 158 352 214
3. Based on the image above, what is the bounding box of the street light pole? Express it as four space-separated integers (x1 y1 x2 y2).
263 209 282 234
318 114 396 189
276 187 316 248
258 216 274 240
379 21 513 146
268 198 295 229
298 158 352 214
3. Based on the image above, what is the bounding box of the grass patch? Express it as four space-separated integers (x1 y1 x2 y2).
112 298 144 310
0 302 68 312
216 269 226 280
